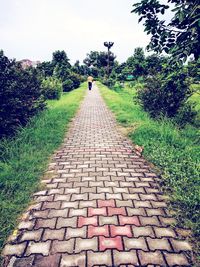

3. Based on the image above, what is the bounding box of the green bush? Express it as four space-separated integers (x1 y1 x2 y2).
0 51 46 138
174 102 197 127
41 76 62 100
137 70 191 118
70 73 81 89
102 78 116 89
63 79 74 92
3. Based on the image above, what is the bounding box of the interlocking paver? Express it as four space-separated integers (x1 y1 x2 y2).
2 85 193 266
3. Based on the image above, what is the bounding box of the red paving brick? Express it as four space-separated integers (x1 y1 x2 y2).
2 85 193 266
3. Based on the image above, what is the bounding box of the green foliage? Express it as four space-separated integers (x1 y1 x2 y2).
101 77 116 89
83 50 116 78
137 69 191 119
132 0 200 62
0 84 85 259
125 48 147 78
174 102 197 127
36 61 54 77
41 76 63 100
69 73 81 89
99 82 200 247
63 79 74 92
0 51 46 138
52 50 71 68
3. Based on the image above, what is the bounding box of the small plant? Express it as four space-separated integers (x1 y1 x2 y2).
41 76 63 100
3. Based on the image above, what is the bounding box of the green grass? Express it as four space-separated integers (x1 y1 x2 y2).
0 84 86 256
99 82 200 246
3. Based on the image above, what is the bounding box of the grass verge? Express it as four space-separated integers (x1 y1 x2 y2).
0 84 85 256
99 82 200 259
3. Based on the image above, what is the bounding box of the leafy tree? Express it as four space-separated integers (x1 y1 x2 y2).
83 51 116 77
36 61 54 77
132 0 200 62
52 50 71 68
126 47 147 78
146 54 167 75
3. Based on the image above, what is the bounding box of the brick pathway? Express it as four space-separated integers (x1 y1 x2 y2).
2 85 193 266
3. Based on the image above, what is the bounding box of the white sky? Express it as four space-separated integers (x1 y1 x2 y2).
0 0 152 64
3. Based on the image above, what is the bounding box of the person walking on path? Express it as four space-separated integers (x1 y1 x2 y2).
87 76 93 90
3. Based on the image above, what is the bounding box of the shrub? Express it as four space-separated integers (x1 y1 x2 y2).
137 70 191 118
102 78 116 89
70 73 81 89
0 51 46 138
41 76 62 100
174 102 197 127
63 79 74 92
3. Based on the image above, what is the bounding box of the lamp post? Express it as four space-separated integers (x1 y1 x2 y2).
104 41 114 78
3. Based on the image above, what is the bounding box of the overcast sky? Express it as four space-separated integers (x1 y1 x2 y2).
0 0 152 64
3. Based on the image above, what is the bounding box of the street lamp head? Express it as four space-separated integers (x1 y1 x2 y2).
104 41 114 50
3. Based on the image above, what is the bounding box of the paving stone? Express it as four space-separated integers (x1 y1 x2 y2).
99 236 123 251
32 210 49 219
127 207 146 216
113 250 139 265
9 255 35 267
110 225 132 237
132 226 154 238
108 207 126 216
106 193 122 200
51 239 74 254
98 199 115 207
138 250 165 266
124 237 148 251
154 227 176 238
57 217 77 228
89 193 105 200
60 253 86 267
146 208 166 216
61 201 78 209
18 221 35 230
171 239 192 251
21 229 43 242
164 252 190 266
26 241 51 256
99 215 118 225
87 250 112 266
78 216 98 227
75 237 98 253
43 228 65 241
119 215 140 226
2 243 27 256
88 207 107 216
54 194 70 201
116 199 133 207
66 226 87 239
88 225 109 237
147 237 172 251
36 218 57 230
139 215 160 226
42 201 61 210
34 254 61 267
48 208 68 218
69 208 87 217
79 200 97 208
